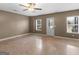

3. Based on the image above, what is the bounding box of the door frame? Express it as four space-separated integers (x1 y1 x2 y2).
46 17 55 36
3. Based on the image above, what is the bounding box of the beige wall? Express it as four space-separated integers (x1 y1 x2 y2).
0 10 29 39
30 10 79 39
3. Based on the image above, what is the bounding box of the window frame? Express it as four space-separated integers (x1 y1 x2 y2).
66 16 79 34
35 18 42 31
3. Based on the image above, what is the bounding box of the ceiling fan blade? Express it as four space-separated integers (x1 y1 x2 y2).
34 8 42 10
23 9 28 11
19 4 27 7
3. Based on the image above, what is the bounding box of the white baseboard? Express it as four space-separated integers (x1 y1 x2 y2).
0 33 30 42
0 33 78 42
54 36 79 40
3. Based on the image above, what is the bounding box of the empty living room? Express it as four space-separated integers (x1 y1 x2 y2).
0 1 79 58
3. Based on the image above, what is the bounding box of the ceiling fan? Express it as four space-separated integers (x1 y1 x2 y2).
19 3 42 11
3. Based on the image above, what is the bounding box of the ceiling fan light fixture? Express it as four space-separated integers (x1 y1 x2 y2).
23 3 36 8
19 3 42 11
25 3 30 7
28 8 34 11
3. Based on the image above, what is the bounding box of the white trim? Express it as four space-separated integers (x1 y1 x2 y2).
0 33 30 42
66 16 79 34
54 36 79 40
0 33 78 42
46 17 55 36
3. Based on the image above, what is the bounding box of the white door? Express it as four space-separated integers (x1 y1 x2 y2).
46 17 55 36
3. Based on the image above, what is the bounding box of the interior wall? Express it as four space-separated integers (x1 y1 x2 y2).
30 10 79 39
0 10 29 39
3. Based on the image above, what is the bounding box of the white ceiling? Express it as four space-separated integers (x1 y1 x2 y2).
0 3 79 16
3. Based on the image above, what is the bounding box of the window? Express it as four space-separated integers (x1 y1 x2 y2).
67 16 79 34
35 19 42 31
